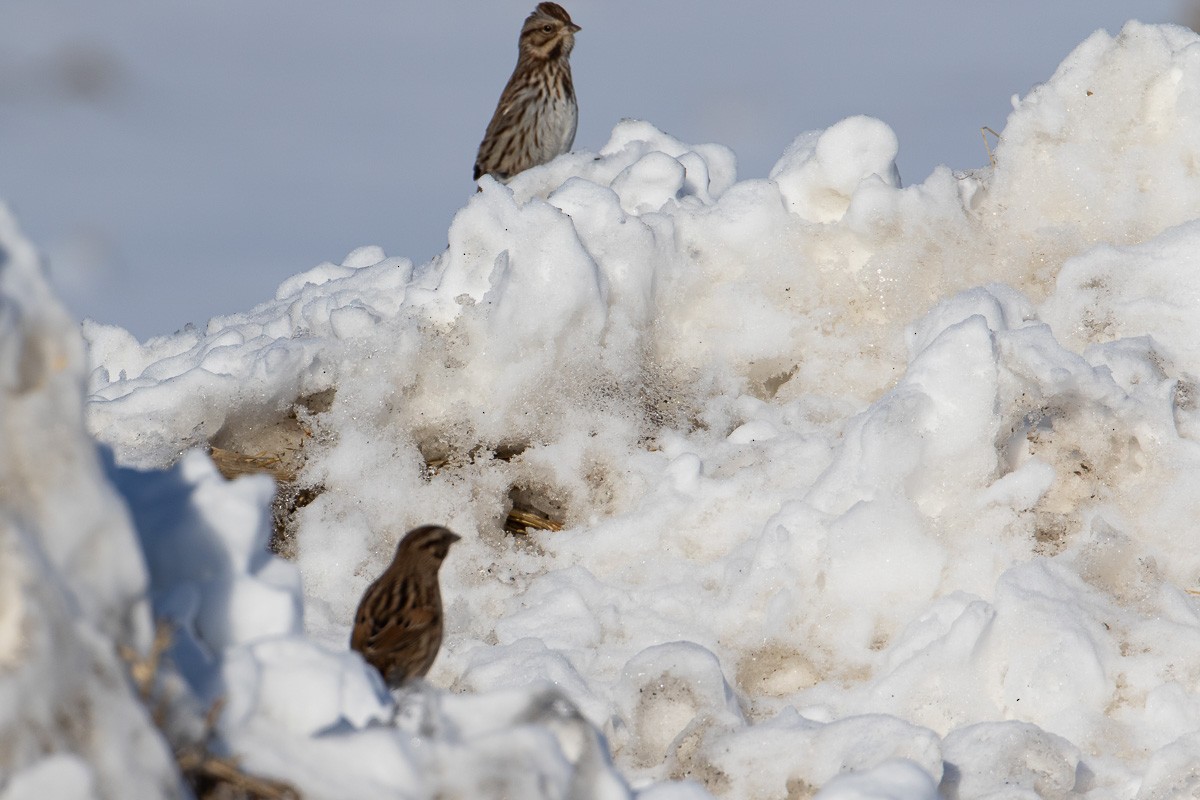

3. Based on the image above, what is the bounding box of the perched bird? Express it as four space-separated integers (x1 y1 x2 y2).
350 525 461 687
474 2 581 183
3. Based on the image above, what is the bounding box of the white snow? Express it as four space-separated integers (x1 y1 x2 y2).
0 205 179 796
5 18 1200 800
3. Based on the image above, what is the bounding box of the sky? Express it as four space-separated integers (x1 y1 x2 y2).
0 1 1187 340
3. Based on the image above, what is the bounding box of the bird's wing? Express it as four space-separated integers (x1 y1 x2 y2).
487 79 542 132
356 605 438 654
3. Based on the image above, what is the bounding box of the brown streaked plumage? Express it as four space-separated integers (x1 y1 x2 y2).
350 525 461 687
474 3 581 183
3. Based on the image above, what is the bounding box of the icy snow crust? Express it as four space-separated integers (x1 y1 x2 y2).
10 19 1194 799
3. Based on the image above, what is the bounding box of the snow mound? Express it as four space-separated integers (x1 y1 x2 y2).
0 204 179 796
5 18 1199 799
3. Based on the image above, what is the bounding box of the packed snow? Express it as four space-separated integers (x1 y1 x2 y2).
5 19 1200 800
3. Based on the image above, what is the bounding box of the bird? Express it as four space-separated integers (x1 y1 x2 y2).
474 3 581 183
350 525 461 687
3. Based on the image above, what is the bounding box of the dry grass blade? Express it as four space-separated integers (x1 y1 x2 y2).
177 751 301 800
210 446 298 484
505 507 563 533
206 403 325 558
119 620 173 703
981 126 1002 168
176 697 302 800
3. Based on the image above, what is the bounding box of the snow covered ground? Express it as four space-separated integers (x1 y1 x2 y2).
6 19 1200 799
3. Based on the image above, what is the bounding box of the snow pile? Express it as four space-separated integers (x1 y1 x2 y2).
0 205 179 797
8 18 1200 799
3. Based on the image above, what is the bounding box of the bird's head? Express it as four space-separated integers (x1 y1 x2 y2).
519 3 580 62
394 525 461 566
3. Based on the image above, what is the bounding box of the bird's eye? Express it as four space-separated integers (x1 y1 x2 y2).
542 24 553 32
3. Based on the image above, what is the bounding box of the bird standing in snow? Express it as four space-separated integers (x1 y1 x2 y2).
474 3 581 183
350 525 460 687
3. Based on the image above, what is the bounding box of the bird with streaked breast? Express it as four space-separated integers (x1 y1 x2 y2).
474 3 581 183
350 525 460 687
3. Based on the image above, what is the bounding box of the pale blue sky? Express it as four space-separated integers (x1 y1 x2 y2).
0 1 1185 338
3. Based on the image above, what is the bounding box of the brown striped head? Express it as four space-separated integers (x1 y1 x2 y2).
519 3 580 62
391 525 460 569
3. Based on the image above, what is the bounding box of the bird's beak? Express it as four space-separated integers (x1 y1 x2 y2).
569 23 581 33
